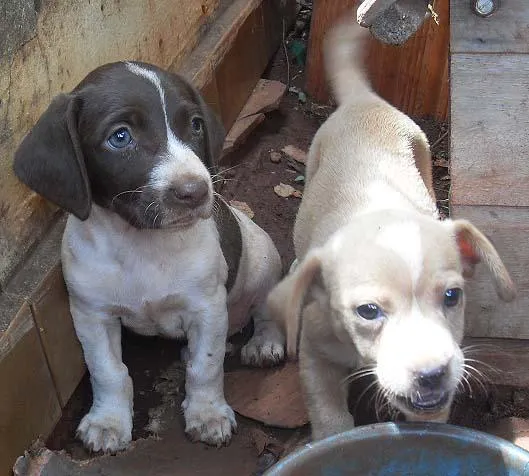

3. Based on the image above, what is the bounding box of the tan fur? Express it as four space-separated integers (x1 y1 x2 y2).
267 17 516 441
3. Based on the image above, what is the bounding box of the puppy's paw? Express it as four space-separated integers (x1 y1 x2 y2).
76 406 132 453
241 332 285 367
183 398 236 447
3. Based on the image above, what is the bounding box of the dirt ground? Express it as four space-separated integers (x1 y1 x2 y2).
39 6 529 476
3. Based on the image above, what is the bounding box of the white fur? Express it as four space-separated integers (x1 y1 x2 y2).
376 222 423 288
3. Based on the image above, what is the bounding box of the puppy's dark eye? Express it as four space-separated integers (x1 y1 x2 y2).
356 303 384 320
191 117 204 134
107 127 133 149
444 288 462 308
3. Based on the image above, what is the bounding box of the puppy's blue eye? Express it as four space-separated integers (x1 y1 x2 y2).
356 303 384 320
191 117 203 133
444 288 462 308
108 127 133 149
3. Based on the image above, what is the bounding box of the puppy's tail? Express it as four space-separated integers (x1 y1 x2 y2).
324 16 372 105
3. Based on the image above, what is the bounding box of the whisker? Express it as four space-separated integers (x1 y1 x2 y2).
144 200 158 215
342 367 377 385
111 185 149 204
462 366 489 397
463 358 500 374
210 164 241 180
352 380 379 415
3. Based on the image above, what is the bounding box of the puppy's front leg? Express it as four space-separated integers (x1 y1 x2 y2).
182 295 236 446
300 333 355 441
241 305 285 367
71 302 133 453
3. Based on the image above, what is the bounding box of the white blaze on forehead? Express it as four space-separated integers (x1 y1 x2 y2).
375 222 423 288
124 62 209 189
125 62 191 158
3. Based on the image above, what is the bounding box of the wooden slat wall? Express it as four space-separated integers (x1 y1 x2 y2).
305 0 449 120
450 0 529 338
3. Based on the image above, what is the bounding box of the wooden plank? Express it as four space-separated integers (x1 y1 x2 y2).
30 264 85 407
200 77 222 119
178 0 295 130
450 54 529 207
451 0 529 54
304 0 448 120
0 303 62 475
462 337 529 388
305 0 356 103
451 205 529 339
0 217 65 334
215 4 269 128
178 0 263 91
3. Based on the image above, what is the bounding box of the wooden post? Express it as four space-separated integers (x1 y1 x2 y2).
305 0 449 120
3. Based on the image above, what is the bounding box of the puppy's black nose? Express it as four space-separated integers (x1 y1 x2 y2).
416 366 448 389
169 179 209 207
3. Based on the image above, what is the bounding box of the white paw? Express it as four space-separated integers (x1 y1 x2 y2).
241 332 285 367
182 398 237 447
76 406 132 453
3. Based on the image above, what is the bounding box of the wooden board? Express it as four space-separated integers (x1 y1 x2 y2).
30 264 85 407
451 0 529 54
450 54 529 207
305 0 448 120
179 0 295 131
451 205 529 339
0 304 62 476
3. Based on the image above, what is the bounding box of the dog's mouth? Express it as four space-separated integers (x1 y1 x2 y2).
397 389 450 413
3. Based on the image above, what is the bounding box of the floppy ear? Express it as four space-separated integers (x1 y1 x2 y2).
198 95 225 174
266 251 322 359
451 219 516 302
13 94 91 220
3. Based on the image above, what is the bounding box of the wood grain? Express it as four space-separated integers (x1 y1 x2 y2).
30 264 85 407
451 205 529 339
0 303 61 475
305 0 448 120
450 54 529 207
179 0 296 130
305 0 356 103
451 0 529 54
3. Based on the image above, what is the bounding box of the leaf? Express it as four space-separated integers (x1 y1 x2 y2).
229 200 255 219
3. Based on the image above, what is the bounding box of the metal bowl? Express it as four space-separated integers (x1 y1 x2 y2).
265 423 529 476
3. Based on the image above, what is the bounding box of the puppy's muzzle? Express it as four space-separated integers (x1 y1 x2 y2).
399 364 451 412
165 176 210 209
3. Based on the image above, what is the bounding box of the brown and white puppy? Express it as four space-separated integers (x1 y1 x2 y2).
267 19 516 441
13 62 285 452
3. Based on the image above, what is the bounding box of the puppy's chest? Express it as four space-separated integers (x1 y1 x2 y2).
68 219 225 338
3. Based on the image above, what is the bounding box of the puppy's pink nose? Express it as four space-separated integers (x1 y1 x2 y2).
169 179 209 207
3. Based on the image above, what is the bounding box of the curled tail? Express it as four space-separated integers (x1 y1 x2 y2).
324 16 372 105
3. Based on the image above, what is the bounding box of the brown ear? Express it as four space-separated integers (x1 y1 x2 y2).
266 252 322 359
13 94 91 220
452 219 516 302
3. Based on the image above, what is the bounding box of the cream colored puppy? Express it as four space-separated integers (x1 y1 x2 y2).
267 18 516 441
